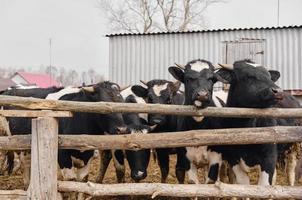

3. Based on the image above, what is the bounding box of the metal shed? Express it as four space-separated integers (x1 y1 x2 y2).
106 25 302 93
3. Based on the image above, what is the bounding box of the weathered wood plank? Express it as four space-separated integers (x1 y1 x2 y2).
28 117 58 200
1 126 301 151
57 181 302 199
0 190 27 200
0 110 72 117
1 95 302 118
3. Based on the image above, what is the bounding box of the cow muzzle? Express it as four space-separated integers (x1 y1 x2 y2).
131 170 147 182
193 90 209 108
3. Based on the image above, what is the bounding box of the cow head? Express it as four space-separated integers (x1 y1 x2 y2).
125 124 156 182
131 80 181 126
82 81 127 134
169 59 226 108
217 60 282 108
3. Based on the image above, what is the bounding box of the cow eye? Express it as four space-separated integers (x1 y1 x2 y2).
148 94 153 102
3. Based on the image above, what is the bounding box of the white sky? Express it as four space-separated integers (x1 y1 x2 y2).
0 0 301 78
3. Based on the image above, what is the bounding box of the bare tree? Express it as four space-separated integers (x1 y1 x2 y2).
98 0 225 33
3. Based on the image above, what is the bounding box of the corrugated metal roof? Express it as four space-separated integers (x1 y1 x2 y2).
106 25 302 37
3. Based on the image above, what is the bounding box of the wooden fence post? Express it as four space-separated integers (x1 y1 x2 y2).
28 117 58 200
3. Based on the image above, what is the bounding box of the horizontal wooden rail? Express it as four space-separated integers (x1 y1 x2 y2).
1 126 301 150
1 95 302 118
57 181 302 199
0 110 72 117
0 190 27 200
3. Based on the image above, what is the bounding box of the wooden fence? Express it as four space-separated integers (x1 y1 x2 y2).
0 95 301 199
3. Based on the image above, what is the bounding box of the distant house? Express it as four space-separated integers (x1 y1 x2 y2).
11 71 61 88
0 78 16 91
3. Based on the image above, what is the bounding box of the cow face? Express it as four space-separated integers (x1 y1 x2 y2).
131 80 181 125
83 81 127 134
169 59 225 108
217 60 282 108
125 124 156 182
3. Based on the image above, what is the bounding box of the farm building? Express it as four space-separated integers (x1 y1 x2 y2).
11 71 61 88
107 25 302 102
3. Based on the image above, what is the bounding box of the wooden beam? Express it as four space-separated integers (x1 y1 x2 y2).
0 190 27 200
1 95 302 118
1 126 301 151
28 117 58 199
0 110 72 118
57 181 302 199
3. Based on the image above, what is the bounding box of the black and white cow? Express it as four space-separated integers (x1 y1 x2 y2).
131 79 187 183
205 60 283 186
118 87 156 182
168 59 228 184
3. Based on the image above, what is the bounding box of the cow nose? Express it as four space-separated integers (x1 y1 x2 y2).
196 90 209 101
271 87 283 93
131 171 146 182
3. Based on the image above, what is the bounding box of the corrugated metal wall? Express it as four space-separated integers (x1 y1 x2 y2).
109 27 302 90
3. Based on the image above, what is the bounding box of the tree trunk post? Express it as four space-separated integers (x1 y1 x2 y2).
28 117 58 199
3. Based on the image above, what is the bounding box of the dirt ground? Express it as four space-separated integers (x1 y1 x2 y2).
0 154 301 200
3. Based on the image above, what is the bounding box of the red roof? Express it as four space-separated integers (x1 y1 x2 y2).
16 71 61 88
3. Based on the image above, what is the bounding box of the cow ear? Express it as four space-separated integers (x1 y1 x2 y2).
169 81 181 93
168 67 184 83
131 85 148 98
215 69 234 83
269 70 280 82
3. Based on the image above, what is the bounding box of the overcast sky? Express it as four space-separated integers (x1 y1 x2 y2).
0 0 301 78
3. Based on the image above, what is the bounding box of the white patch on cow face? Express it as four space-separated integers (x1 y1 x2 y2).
46 86 81 100
153 83 168 97
232 164 250 185
137 171 144 176
258 171 270 185
121 87 148 121
246 62 261 67
190 61 210 72
187 163 199 184
186 146 208 167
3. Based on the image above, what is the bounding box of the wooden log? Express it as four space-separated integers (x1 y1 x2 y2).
1 126 302 151
0 135 30 150
0 190 27 200
58 126 302 150
1 95 302 118
57 181 302 199
0 110 72 118
28 117 58 200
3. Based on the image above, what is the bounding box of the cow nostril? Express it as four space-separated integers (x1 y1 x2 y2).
272 88 282 93
196 91 209 100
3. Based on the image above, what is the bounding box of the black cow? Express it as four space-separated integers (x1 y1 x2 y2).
168 59 227 184
205 60 283 186
131 79 186 183
110 87 156 182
